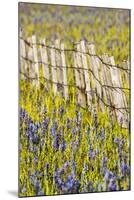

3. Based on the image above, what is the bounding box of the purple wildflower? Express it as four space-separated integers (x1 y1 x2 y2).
114 138 120 145
102 156 108 168
43 117 50 129
50 126 57 137
72 160 76 176
66 117 71 129
108 178 117 191
34 180 41 194
104 169 109 184
34 155 38 165
52 109 56 117
120 162 129 177
72 127 76 135
60 139 67 152
35 122 40 130
32 134 40 145
53 135 60 150
38 191 44 195
64 174 75 191
83 163 88 172
119 116 123 126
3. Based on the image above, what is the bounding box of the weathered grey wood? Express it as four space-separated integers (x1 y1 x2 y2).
76 43 85 89
109 56 128 127
31 35 39 86
98 55 108 108
80 40 92 110
117 63 128 111
73 52 83 105
122 60 129 84
61 43 68 99
55 39 63 85
40 39 50 89
26 37 35 78
73 52 80 87
101 54 114 105
86 44 96 106
20 34 27 75
87 43 104 112
99 54 116 123
75 43 86 107
50 45 57 95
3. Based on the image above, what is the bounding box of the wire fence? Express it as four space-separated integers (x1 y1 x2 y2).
19 34 130 128
20 36 130 72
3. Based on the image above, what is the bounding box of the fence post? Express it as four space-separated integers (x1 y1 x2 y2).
122 60 129 84
76 43 85 89
80 40 92 110
50 44 57 95
61 43 68 99
101 54 116 118
40 39 50 90
54 39 64 98
73 52 84 106
55 39 63 84
20 31 27 77
87 43 104 112
31 35 39 87
109 56 128 128
26 37 35 78
75 43 86 107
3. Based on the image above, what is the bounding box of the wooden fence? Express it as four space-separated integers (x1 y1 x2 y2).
19 34 130 128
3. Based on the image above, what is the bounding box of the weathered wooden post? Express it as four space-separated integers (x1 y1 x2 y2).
61 43 68 99
109 56 129 128
31 35 39 87
40 39 50 90
87 43 104 112
20 31 27 77
80 40 92 110
50 44 57 95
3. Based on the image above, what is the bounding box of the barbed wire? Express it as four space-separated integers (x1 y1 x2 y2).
19 71 129 113
19 36 130 73
20 55 130 92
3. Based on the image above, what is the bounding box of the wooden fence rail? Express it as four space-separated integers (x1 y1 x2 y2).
19 34 130 128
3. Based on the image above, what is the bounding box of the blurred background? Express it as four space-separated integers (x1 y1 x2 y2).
19 3 130 64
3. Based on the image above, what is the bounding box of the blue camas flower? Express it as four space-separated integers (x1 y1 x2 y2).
43 117 50 129
34 180 41 195
114 138 120 145
108 178 117 191
53 136 60 150
60 139 67 152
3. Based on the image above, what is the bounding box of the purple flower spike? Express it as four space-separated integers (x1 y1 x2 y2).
114 138 120 144
108 178 117 191
60 139 67 152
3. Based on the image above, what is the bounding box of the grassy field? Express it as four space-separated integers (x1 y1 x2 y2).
19 3 130 197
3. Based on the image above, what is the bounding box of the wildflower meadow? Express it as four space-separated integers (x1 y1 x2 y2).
19 3 130 197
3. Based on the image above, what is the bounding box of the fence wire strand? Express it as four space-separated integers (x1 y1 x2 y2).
20 36 130 73
19 36 130 118
19 71 130 113
20 55 130 92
